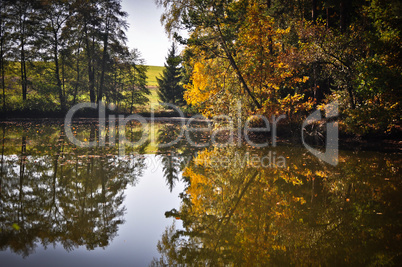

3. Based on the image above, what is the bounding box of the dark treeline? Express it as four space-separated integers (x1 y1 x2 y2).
0 0 149 115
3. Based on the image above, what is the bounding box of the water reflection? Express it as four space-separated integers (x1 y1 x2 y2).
153 146 402 266
0 120 210 262
156 122 209 192
0 122 145 257
0 121 401 266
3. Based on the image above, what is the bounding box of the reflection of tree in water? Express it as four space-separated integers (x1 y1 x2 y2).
152 146 402 266
156 122 209 192
0 123 146 257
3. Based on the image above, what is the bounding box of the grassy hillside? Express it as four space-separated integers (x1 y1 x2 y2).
146 65 164 87
142 65 164 111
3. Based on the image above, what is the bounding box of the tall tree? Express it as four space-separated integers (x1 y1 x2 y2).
7 0 37 101
0 1 8 110
40 0 71 112
97 0 128 104
0 0 147 114
71 0 100 103
62 1 87 106
156 43 185 106
128 50 149 112
156 0 262 109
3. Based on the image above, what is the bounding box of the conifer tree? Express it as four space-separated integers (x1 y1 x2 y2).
156 43 184 106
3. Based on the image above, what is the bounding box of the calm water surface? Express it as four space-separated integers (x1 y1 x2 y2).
0 121 400 266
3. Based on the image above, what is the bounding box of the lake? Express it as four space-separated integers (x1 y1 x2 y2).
0 120 401 266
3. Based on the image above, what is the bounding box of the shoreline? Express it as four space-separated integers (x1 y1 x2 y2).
0 117 400 153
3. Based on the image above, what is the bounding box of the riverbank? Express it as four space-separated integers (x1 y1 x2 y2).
0 108 189 119
0 117 400 153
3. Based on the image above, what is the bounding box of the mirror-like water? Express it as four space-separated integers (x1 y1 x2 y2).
0 121 400 266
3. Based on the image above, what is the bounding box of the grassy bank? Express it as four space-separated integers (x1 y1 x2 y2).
137 65 164 112
146 65 164 87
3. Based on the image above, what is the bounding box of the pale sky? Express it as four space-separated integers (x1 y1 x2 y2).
121 0 171 66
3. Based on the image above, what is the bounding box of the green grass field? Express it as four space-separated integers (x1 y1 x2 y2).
146 65 164 87
140 65 164 111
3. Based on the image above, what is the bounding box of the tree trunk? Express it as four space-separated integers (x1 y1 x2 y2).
130 66 136 114
20 33 27 101
312 0 317 24
347 83 355 109
98 28 109 104
73 45 80 105
18 135 26 224
54 31 65 112
19 5 27 101
216 22 261 110
84 19 96 103
61 53 66 106
0 8 5 111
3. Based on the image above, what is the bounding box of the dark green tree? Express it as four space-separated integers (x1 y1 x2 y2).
0 0 9 111
39 0 72 112
156 43 185 106
97 0 128 104
7 0 40 102
125 48 150 113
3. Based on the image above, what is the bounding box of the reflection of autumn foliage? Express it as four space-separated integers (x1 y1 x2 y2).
155 146 402 266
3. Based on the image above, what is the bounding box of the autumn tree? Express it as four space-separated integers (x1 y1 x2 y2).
157 0 401 135
156 0 262 110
